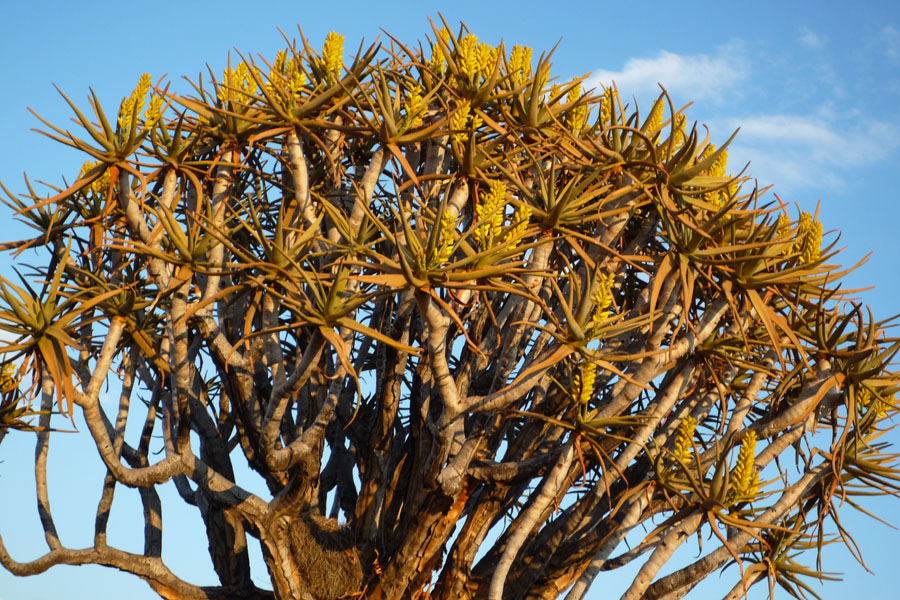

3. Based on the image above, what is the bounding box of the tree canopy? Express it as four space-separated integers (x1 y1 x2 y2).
1 20 899 600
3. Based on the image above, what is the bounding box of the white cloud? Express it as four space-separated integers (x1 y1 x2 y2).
585 45 746 102
713 113 900 192
798 26 824 49
723 115 840 149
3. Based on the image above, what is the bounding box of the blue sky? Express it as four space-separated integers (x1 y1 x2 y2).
1 1 899 598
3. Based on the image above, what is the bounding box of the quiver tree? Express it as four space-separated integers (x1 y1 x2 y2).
1 20 899 600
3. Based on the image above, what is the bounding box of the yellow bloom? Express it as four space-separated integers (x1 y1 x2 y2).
144 94 163 127
591 272 616 326
776 213 790 238
451 100 472 142
572 362 597 405
566 83 588 134
405 85 425 128
322 31 344 76
0 363 16 393
731 431 759 499
273 49 288 74
799 216 822 264
118 73 152 132
600 87 618 125
476 42 497 78
672 415 697 464
502 204 532 250
80 161 110 197
702 144 728 178
644 98 664 135
474 180 506 248
508 45 532 85
429 28 451 75
436 210 458 264
457 34 480 83
699 144 731 210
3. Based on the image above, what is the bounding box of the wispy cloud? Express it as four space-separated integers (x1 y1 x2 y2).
585 45 746 102
798 26 824 49
714 114 900 192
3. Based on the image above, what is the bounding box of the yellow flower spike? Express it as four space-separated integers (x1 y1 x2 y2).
288 65 308 100
672 415 697 464
322 31 345 77
600 87 618 125
117 73 151 132
429 28 451 75
703 145 728 178
644 98 664 135
800 217 822 264
572 362 597 405
509 45 533 85
875 394 895 420
437 210 458 264
273 50 288 74
566 83 588 134
548 83 561 101
405 85 425 128
144 94 163 127
474 180 507 248
451 100 471 142
475 42 497 79
79 161 109 197
471 111 483 133
591 272 616 326
456 34 480 82
79 161 96 181
731 431 760 499
0 363 16 393
502 204 532 251
219 68 235 104
776 213 791 239
857 387 874 409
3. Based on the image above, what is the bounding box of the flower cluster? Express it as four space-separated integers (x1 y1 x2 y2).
429 28 451 75
590 272 616 328
566 84 588 134
455 34 497 87
474 181 507 249
778 211 822 264
798 212 823 264
700 144 735 214
436 210 458 265
643 98 664 135
508 45 533 85
502 204 532 251
672 415 697 464
572 362 597 405
267 50 308 103
599 87 618 126
0 363 16 393
857 387 895 420
404 85 425 128
451 99 481 142
322 32 344 77
79 161 110 197
117 73 152 134
731 431 760 499
220 62 260 106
